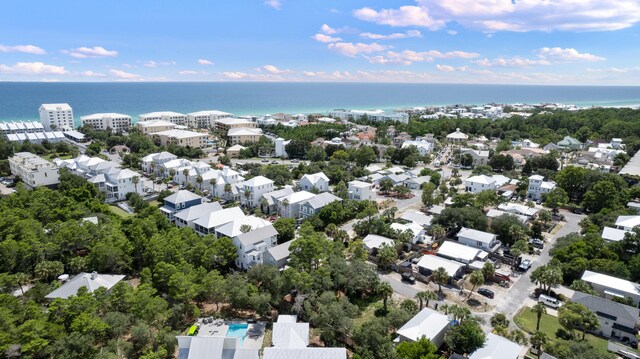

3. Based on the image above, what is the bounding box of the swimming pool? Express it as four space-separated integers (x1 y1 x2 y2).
226 323 249 347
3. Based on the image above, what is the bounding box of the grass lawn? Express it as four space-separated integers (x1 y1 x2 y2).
515 306 611 357
148 200 160 207
43 153 72 161
109 205 134 218
353 301 382 328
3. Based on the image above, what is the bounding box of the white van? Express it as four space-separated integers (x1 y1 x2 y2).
538 294 562 309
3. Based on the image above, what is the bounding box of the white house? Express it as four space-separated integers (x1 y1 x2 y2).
456 227 500 252
464 175 496 193
264 240 294 269
80 113 132 132
233 225 278 269
39 103 74 131
400 211 433 227
437 241 488 264
460 148 490 166
363 234 395 254
264 315 346 359
160 190 203 222
348 180 375 200
527 175 556 201
468 333 523 359
615 215 640 231
498 203 539 217
416 255 464 279
391 222 426 244
396 308 451 347
581 270 640 306
406 176 432 189
274 138 291 158
446 128 468 143
141 151 178 174
276 191 316 218
402 139 434 156
260 187 294 214
9 152 60 188
174 202 223 229
45 272 125 299
186 110 232 128
240 176 275 207
299 172 329 192
572 292 639 344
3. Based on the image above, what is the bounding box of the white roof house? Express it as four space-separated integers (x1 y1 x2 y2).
194 206 245 234
468 333 523 359
263 348 346 359
363 234 395 251
437 241 486 264
243 175 274 188
45 272 125 299
498 203 539 217
457 228 496 245
302 192 341 210
486 209 528 223
175 202 223 227
615 216 640 231
396 308 451 346
299 172 330 192
416 255 464 278
263 315 347 359
602 227 632 242
446 128 469 141
582 270 640 304
400 211 433 227
176 336 258 359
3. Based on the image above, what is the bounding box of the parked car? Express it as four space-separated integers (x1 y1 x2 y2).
478 288 494 299
271 160 279 164
261 158 269 163
401 272 416 284
291 159 299 163
538 294 561 308
518 259 532 271
529 238 544 249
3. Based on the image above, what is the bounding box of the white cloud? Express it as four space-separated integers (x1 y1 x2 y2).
360 30 422 40
321 24 339 35
312 34 342 43
198 59 214 66
79 70 106 77
534 47 605 62
264 0 282 10
179 70 200 75
260 65 290 74
222 72 250 79
143 60 176 67
355 0 640 32
447 30 458 35
0 44 46 55
64 46 118 58
436 64 455 72
368 49 480 65
0 62 67 75
353 5 445 30
327 42 387 57
473 57 551 67
109 69 141 80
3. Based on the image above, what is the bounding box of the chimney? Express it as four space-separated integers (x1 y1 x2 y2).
90 271 98 280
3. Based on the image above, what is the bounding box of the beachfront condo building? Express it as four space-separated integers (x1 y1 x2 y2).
80 113 132 132
39 103 74 131
187 110 233 129
9 152 60 189
139 111 187 125
136 120 177 134
151 129 208 148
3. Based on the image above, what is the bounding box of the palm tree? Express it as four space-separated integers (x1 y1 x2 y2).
378 281 393 313
224 183 232 201
531 303 547 331
209 178 217 195
244 189 252 207
432 267 450 293
169 169 176 182
260 197 269 214
281 198 289 217
415 290 437 309
430 224 446 243
468 270 485 299
530 331 548 359
196 175 203 190
132 176 140 194
182 169 190 184
13 273 29 296
150 162 156 176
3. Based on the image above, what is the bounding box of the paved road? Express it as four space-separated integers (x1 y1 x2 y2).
491 210 584 319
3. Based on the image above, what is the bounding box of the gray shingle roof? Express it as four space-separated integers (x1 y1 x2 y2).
572 291 640 324
303 192 341 209
236 225 278 247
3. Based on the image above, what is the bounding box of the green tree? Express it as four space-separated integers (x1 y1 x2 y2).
377 244 397 270
558 302 600 340
355 146 377 167
396 337 442 359
307 145 327 162
379 178 394 194
582 180 623 213
543 188 569 214
288 223 332 272
444 319 486 355
531 303 547 331
421 183 437 207
510 240 529 270
488 154 515 171
285 139 312 159
378 281 394 313
490 312 509 330
205 236 238 269
432 267 450 293
530 331 548 359
481 262 495 280
415 291 438 310
467 270 484 299
273 217 295 244
530 264 563 295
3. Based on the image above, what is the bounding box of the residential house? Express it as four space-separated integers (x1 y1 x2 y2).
263 315 346 359
264 240 294 269
615 215 640 231
402 139 434 156
348 180 375 200
468 333 524 359
557 136 582 150
276 191 316 218
400 211 433 227
240 176 275 207
233 225 278 269
396 308 451 346
80 113 132 132
456 227 501 252
160 190 203 222
299 192 341 218
176 336 258 359
299 172 330 192
174 202 223 229
213 117 257 133
260 187 294 214
416 255 464 279
464 175 496 193
527 174 556 201
141 151 178 174
9 152 60 188
363 234 395 255
45 272 125 299
186 110 232 128
486 209 528 223
460 148 490 167
406 176 432 189
193 207 245 236
437 241 488 264
498 203 539 217
380 173 410 186
581 270 640 306
572 291 640 343
391 222 426 244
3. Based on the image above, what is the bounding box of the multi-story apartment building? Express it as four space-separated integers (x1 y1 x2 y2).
9 152 60 188
227 127 263 145
186 110 233 129
151 129 208 148
80 113 132 132
39 103 74 131
328 109 409 124
213 117 257 133
139 111 187 125
136 120 177 134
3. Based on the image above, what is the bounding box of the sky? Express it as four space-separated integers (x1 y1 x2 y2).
1 0 640 85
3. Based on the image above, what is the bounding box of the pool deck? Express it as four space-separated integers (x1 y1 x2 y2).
195 319 266 349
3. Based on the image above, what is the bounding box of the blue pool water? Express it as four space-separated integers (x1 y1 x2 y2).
227 323 249 347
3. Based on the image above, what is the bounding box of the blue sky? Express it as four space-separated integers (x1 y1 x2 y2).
1 0 640 84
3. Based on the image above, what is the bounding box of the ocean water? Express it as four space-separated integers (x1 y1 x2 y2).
1 82 640 123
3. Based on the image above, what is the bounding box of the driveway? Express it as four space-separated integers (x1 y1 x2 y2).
491 210 584 319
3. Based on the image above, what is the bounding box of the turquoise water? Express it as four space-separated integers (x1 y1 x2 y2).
1 82 640 123
226 323 249 347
